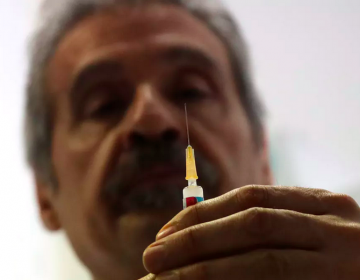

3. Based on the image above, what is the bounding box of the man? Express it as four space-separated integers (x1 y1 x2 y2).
25 0 360 279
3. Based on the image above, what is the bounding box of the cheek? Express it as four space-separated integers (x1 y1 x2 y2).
224 113 253 155
207 104 257 192
219 114 253 178
198 99 253 160
190 99 254 187
52 122 108 189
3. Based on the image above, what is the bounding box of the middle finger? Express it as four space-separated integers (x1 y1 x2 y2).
144 208 324 274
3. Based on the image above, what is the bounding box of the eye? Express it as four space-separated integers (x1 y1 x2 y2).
82 84 126 120
176 86 207 102
87 99 123 119
174 75 212 103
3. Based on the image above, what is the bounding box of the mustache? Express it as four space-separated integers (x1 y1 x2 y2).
102 139 219 214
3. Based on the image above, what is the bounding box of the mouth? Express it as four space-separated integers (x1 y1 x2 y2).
104 163 186 215
133 165 186 190
102 142 219 215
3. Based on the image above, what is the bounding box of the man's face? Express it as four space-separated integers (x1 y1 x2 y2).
38 4 271 280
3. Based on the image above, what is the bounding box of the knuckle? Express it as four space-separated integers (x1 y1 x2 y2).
237 185 270 209
302 188 330 213
325 192 359 212
258 251 287 280
335 193 358 207
339 222 360 248
244 207 273 237
178 203 202 228
191 262 209 280
188 203 202 223
183 225 200 252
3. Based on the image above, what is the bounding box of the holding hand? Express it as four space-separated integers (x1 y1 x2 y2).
142 185 360 280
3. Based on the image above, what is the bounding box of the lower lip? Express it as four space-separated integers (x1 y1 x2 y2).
134 172 185 189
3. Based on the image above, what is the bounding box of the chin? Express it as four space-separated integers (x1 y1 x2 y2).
102 209 175 272
116 207 179 238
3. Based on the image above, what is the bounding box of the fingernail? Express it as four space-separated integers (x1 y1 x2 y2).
156 271 179 280
143 243 166 273
156 226 176 240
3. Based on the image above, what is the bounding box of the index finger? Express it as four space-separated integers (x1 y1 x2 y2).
138 274 156 280
156 185 357 240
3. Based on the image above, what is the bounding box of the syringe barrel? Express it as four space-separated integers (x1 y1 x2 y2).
183 186 204 209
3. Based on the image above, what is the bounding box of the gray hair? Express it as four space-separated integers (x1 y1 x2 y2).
25 0 264 187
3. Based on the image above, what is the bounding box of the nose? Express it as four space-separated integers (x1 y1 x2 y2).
124 84 181 148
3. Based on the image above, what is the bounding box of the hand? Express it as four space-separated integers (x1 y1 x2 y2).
138 274 156 280
142 185 360 279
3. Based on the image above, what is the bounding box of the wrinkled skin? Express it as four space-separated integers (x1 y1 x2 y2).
142 186 360 280
34 4 360 280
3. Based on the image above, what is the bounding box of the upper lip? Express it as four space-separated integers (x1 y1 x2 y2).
133 165 185 189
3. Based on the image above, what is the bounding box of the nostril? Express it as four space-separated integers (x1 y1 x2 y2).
128 129 179 148
162 130 179 143
129 132 147 146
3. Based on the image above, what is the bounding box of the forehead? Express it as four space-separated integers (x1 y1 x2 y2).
47 4 231 93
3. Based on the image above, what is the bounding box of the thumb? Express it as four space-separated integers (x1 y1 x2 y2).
139 273 156 280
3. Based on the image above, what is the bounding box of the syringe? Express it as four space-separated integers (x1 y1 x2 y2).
183 104 204 209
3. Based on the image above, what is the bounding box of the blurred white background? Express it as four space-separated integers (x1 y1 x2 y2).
0 0 359 279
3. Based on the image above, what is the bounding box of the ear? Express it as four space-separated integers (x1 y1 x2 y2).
35 175 61 231
259 131 274 185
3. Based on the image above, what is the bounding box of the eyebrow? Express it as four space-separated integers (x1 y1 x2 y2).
69 61 122 107
160 46 220 72
68 46 221 107
71 61 122 91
